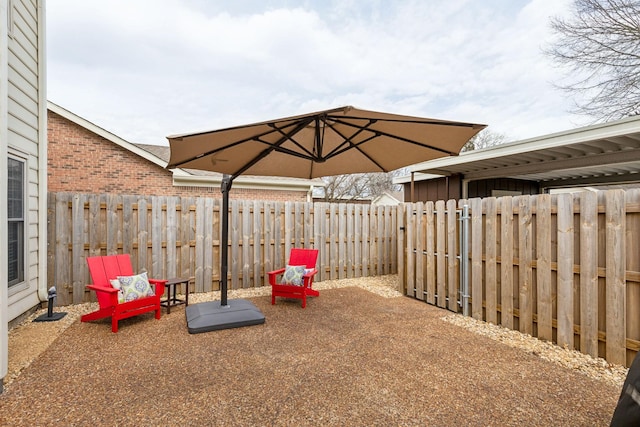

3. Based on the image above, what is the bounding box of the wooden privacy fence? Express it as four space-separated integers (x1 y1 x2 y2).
47 192 398 307
399 189 640 368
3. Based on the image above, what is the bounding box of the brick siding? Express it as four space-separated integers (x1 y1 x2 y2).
47 111 308 201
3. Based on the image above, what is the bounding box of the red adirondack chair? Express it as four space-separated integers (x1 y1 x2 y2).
80 254 166 332
268 248 319 308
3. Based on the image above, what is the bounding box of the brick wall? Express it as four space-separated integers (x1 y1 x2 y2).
47 111 308 201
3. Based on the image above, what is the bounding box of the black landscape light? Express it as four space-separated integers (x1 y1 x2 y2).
33 286 67 322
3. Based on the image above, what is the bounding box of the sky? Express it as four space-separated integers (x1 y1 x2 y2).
45 0 587 147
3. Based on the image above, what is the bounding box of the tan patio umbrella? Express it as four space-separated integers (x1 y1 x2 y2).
166 106 486 332
167 106 486 179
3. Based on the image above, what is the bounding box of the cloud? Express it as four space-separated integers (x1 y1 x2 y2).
46 0 578 145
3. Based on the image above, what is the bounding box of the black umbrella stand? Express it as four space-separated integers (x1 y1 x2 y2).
184 175 265 333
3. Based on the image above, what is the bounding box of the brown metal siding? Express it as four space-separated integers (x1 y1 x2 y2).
403 175 462 202
467 178 540 198
404 176 540 202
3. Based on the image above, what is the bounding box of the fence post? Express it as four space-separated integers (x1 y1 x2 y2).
396 203 405 294
606 189 626 366
580 191 599 357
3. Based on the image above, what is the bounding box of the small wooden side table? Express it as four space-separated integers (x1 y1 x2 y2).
161 277 190 314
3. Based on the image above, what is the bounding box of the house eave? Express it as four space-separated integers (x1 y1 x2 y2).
396 115 640 187
173 174 324 191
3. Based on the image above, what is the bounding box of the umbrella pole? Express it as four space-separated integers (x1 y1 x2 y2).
184 173 265 333
220 174 232 306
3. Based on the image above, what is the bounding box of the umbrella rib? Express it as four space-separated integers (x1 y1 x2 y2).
251 137 318 160
231 117 315 179
167 122 304 168
254 114 339 161
329 117 460 156
322 118 374 159
315 116 323 159
327 114 480 128
321 118 395 171
259 119 318 160
325 126 386 170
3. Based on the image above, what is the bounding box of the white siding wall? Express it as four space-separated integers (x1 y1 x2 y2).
1 0 10 387
6 0 44 320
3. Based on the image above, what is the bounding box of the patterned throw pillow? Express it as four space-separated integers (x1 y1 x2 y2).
283 265 306 286
117 272 155 302
109 279 125 304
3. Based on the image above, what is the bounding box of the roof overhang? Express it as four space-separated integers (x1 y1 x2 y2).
400 115 640 189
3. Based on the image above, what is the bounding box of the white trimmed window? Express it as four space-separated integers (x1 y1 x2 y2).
8 155 25 288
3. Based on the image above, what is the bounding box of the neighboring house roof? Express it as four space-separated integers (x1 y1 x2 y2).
372 191 404 206
48 101 323 191
48 101 185 173
394 115 640 189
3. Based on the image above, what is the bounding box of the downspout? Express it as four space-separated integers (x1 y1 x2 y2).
462 178 469 200
445 176 449 199
37 0 48 302
410 172 415 203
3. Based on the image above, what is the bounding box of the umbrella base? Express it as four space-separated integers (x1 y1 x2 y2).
186 299 265 334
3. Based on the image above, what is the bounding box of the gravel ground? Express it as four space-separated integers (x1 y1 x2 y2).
2 275 627 426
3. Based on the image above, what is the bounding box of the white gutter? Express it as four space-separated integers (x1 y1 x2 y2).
392 172 442 185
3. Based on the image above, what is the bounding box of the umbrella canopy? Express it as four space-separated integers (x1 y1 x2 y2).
166 106 486 179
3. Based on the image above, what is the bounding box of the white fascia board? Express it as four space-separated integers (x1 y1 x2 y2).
173 174 324 190
167 168 191 177
392 172 443 184
235 175 325 189
410 115 640 173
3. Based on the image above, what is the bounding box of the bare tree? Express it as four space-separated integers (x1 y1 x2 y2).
546 0 640 121
461 129 508 152
319 172 398 202
319 131 505 202
319 130 509 202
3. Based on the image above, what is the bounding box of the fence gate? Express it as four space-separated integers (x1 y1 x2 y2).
399 200 469 315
